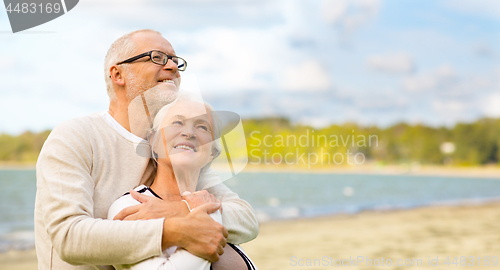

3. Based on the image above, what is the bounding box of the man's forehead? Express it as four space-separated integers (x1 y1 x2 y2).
131 32 175 55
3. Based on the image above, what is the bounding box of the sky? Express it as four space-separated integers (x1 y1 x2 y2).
0 0 499 134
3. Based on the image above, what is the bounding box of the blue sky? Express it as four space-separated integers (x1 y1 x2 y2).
0 0 499 134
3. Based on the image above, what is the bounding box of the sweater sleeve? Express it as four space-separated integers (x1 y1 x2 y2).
199 168 259 244
36 121 164 265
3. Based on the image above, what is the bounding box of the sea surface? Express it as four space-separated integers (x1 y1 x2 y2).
1 169 500 252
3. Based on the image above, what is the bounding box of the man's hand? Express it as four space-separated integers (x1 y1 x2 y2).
113 189 189 221
182 190 220 210
163 202 229 262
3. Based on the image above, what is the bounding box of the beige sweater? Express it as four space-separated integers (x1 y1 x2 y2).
34 112 258 270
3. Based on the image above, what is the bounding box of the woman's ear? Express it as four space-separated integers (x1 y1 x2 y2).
207 152 215 162
206 149 217 164
147 129 155 142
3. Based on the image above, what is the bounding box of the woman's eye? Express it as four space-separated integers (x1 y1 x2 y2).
172 120 182 125
198 125 209 131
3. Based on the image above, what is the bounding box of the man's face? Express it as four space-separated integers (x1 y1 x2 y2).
122 32 181 101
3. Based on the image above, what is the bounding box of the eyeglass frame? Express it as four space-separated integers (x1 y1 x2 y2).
115 50 187 71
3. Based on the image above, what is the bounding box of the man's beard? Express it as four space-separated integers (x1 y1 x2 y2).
125 74 157 101
127 77 179 139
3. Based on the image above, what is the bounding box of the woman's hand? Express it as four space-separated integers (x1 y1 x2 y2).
182 190 220 210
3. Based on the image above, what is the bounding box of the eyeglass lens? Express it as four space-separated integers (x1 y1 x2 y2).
151 51 186 71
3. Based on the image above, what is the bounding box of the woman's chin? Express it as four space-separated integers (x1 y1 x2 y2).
170 157 205 171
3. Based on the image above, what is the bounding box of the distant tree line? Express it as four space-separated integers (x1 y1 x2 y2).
0 130 51 163
1 118 499 166
242 117 500 166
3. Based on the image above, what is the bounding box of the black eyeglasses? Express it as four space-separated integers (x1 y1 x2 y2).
116 50 187 71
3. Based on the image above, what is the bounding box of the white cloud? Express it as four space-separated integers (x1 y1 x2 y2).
433 100 465 113
435 64 456 78
278 60 332 92
496 67 500 90
356 97 407 110
474 43 495 57
322 0 381 33
367 52 414 73
443 0 500 18
323 0 348 23
0 56 16 70
177 27 288 93
482 93 500 117
403 74 436 93
402 64 457 92
432 99 472 126
0 96 92 134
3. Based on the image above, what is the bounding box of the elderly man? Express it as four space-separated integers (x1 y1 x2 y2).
34 29 258 269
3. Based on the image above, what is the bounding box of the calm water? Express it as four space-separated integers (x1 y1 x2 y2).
1 169 500 252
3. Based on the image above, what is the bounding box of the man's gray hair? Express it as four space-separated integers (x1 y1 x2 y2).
104 29 162 100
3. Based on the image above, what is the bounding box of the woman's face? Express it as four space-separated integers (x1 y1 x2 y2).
154 100 215 170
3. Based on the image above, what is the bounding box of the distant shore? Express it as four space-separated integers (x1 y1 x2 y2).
0 163 35 170
240 163 500 178
3 162 500 178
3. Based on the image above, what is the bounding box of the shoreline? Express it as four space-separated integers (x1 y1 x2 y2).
3 201 500 270
0 163 36 170
241 163 500 178
2 162 500 178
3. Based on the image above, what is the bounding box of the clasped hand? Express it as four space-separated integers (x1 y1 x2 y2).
113 189 228 262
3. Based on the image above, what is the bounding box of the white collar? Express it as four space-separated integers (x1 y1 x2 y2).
99 111 146 144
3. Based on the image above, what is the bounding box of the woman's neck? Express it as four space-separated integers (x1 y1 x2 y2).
150 163 200 201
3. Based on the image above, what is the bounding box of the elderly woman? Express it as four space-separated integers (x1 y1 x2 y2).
107 92 257 270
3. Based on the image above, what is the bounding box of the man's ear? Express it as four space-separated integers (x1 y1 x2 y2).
109 65 125 86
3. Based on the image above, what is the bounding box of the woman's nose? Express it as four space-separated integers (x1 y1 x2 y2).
180 126 196 139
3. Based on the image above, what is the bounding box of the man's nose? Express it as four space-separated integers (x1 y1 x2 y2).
163 58 178 71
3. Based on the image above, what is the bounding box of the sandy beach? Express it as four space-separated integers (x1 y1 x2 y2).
241 202 500 270
3 202 500 270
0 249 37 270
